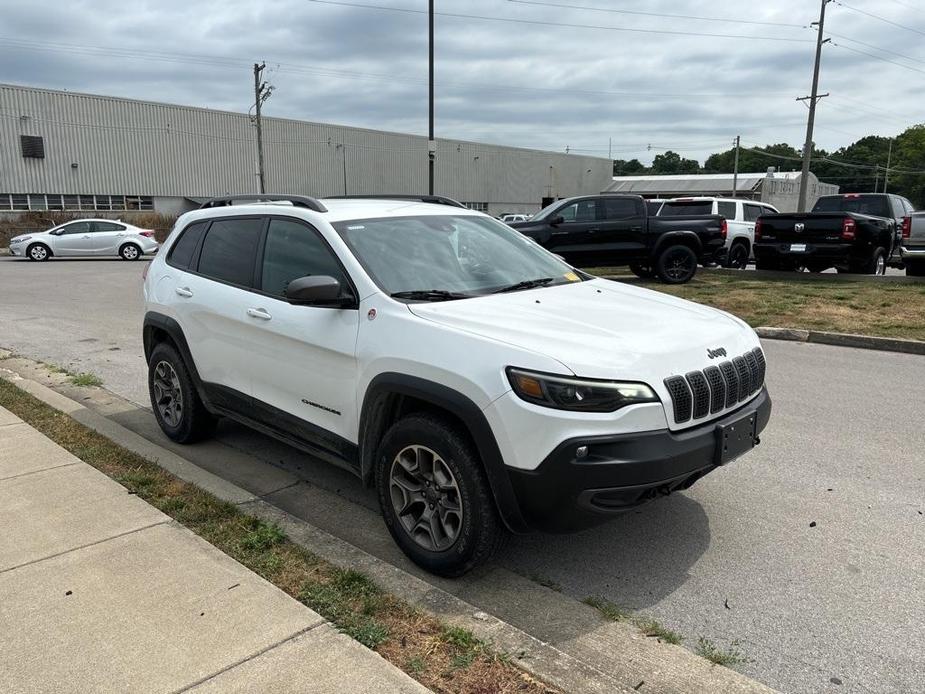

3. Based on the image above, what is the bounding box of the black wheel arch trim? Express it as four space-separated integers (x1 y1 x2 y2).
359 373 530 533
143 312 212 409
652 231 704 258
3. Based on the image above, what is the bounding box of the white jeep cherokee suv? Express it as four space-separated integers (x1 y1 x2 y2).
143 194 771 576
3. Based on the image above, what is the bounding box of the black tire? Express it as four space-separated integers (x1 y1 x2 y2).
147 342 215 443
26 243 51 262
865 247 887 275
375 414 504 577
119 243 142 261
655 244 698 284
726 241 750 269
628 262 655 279
907 262 925 277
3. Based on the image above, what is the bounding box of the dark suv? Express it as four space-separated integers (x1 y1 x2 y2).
508 194 726 284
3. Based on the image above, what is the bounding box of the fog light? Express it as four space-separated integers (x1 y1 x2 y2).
576 445 589 459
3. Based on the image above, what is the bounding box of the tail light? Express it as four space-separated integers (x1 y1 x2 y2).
841 218 857 241
754 219 762 241
720 219 728 240
902 216 911 239
139 230 155 238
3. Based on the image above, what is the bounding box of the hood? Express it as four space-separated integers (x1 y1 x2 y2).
407 277 759 384
10 231 48 243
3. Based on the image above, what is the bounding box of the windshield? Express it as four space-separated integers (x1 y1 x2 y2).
812 195 891 217
659 201 714 216
333 214 584 299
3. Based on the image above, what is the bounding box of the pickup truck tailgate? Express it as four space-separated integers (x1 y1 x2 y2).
757 213 847 243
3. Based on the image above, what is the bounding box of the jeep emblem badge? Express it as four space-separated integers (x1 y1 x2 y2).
794 223 805 233
707 347 727 359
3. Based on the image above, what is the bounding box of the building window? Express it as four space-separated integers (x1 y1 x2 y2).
11 195 29 210
464 202 488 212
0 193 154 212
28 194 47 211
20 135 45 159
126 196 154 210
63 195 80 211
80 195 95 210
0 194 11 211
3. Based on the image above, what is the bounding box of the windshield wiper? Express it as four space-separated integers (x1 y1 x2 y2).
390 289 473 302
491 277 556 294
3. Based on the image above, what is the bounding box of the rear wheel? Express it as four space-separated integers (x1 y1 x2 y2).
726 241 750 269
375 414 503 577
119 243 142 261
655 245 698 284
853 247 886 275
27 243 51 261
148 342 215 443
629 262 655 279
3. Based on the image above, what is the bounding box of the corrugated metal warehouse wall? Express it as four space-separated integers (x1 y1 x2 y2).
0 84 612 214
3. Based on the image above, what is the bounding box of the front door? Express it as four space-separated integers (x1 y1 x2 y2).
545 198 602 266
246 217 361 454
54 221 94 255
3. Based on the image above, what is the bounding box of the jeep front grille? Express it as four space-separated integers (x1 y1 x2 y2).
663 347 766 425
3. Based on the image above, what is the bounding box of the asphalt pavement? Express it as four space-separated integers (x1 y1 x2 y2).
1 255 923 694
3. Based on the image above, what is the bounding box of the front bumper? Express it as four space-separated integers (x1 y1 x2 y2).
506 387 771 532
8 245 22 256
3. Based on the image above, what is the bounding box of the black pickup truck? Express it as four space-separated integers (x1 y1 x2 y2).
753 193 914 274
508 194 727 284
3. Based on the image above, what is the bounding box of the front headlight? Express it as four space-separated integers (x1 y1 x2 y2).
10 236 29 244
506 367 658 413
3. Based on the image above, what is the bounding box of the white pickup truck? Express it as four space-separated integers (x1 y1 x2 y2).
658 197 779 269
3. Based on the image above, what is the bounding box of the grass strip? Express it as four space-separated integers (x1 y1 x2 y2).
588 272 925 342
583 597 684 647
0 377 555 694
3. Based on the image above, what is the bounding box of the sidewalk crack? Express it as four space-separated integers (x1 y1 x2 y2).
0 461 80 483
171 622 325 693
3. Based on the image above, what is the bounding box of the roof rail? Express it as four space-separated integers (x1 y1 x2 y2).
199 194 328 213
324 194 467 209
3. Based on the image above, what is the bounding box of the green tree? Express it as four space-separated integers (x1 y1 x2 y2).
703 143 802 174
651 150 700 174
613 158 647 176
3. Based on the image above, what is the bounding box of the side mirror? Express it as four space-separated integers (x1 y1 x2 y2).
50 229 65 236
285 275 351 307
550 215 565 226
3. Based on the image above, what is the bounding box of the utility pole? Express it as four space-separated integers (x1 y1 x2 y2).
732 135 741 198
608 137 612 161
252 62 273 194
883 138 893 193
796 0 832 212
428 0 435 195
874 166 880 193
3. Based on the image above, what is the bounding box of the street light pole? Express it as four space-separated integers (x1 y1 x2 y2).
428 0 435 195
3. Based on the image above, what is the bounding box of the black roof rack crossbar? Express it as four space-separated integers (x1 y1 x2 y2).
324 194 467 209
199 194 328 213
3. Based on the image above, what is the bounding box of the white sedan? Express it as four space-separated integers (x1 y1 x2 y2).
9 219 160 261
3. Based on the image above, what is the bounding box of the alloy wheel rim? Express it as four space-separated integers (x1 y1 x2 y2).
666 250 693 280
876 255 885 274
152 361 183 428
389 445 463 552
31 246 46 260
124 246 138 259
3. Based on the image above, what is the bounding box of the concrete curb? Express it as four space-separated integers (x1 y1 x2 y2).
756 327 925 356
2 371 777 694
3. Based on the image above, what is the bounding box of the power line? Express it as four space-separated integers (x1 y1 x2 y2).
831 40 925 75
305 0 813 42
506 0 806 29
834 1 925 36
825 29 925 66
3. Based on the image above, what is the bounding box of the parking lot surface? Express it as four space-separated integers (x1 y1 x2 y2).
2 255 923 693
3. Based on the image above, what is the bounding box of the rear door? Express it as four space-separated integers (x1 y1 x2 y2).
54 221 94 256
89 221 127 254
596 196 647 262
742 203 765 244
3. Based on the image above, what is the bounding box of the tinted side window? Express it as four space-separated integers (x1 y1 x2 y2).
744 204 763 222
558 199 599 223
197 218 263 287
603 198 640 220
92 221 124 232
717 201 736 219
890 196 905 219
62 222 91 235
260 219 349 297
167 221 208 270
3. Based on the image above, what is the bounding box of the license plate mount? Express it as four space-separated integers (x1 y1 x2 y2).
790 243 807 252
715 411 759 465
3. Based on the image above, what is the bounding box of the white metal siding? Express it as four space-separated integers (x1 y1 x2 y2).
1 84 612 209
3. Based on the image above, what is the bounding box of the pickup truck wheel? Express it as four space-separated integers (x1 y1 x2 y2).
726 242 749 269
907 262 925 277
376 414 504 577
629 262 655 279
859 247 886 275
656 245 698 284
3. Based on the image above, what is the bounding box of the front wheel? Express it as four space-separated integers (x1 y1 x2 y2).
375 414 504 577
656 244 698 284
27 243 51 261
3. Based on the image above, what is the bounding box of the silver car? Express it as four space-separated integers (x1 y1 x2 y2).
8 219 160 261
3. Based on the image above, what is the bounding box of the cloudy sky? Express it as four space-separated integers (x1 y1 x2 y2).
1 0 922 164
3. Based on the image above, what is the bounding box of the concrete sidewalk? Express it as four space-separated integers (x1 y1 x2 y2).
0 405 427 694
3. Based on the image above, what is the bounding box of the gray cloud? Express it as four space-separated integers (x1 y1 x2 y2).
1 0 921 164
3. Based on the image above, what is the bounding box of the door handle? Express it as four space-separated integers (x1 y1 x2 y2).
82 235 91 239
246 307 272 321
175 287 193 298
630 226 643 232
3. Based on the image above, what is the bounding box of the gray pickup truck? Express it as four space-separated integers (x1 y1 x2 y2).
901 212 925 276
